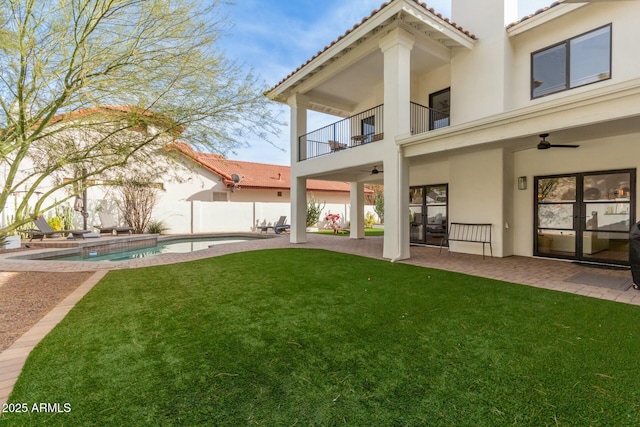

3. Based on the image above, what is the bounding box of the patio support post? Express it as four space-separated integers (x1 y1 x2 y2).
380 28 413 260
288 93 308 163
350 181 365 239
290 177 307 243
288 93 309 244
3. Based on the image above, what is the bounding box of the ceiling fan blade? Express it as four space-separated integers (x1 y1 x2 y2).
550 144 580 148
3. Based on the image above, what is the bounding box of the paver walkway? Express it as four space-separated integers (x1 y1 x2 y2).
1 233 639 408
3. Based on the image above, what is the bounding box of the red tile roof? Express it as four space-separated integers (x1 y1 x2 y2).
49 105 185 135
167 142 358 193
506 1 561 29
268 0 476 95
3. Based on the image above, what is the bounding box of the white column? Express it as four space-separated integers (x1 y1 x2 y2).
288 94 308 164
349 181 365 239
290 177 307 243
382 153 410 260
379 28 413 260
380 29 414 137
288 94 309 243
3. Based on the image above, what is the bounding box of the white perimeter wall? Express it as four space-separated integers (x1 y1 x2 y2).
152 200 377 234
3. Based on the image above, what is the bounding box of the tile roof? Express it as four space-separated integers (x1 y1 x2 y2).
268 0 476 95
506 1 561 29
167 142 357 193
48 105 185 135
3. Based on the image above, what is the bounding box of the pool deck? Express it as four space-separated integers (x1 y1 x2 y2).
1 232 640 408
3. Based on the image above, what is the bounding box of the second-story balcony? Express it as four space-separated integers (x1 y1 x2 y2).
298 103 449 161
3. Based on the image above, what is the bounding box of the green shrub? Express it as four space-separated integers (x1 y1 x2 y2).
56 204 75 230
306 193 326 227
146 219 169 234
364 212 376 228
374 188 384 224
47 216 64 231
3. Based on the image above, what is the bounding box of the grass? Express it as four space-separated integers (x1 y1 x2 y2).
3 248 640 425
314 227 384 236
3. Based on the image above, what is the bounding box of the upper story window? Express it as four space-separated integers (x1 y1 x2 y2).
531 24 611 99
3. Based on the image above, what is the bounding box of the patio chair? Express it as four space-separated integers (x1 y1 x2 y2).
29 217 90 241
328 140 346 152
273 216 290 234
96 212 133 235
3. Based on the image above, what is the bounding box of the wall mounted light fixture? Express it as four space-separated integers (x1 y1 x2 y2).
518 176 527 190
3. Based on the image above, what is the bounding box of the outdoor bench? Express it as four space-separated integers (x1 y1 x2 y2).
440 222 493 259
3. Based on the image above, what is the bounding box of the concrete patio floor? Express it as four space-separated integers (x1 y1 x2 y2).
1 233 640 408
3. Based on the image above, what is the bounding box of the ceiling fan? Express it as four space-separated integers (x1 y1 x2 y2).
359 165 384 175
537 133 580 150
369 165 383 175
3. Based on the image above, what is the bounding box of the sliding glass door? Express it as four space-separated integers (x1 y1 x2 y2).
535 169 635 265
410 184 448 245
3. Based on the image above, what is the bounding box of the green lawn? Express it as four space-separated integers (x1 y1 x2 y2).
3 249 640 425
314 227 384 236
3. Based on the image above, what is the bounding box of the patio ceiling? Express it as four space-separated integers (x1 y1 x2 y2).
305 41 450 116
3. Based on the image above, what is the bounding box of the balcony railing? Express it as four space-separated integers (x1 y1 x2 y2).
410 102 450 134
298 105 384 161
298 102 450 161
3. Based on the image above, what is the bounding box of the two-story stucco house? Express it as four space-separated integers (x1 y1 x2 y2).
266 0 640 266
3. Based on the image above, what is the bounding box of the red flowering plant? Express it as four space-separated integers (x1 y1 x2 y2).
324 213 341 234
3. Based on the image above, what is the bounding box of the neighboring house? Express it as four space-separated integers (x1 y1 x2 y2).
1 105 367 234
166 142 359 204
266 0 640 266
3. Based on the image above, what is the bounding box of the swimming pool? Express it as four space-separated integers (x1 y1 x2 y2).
42 237 251 262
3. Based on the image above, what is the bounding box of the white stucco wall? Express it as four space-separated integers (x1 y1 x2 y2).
449 0 517 123
409 159 449 185
412 64 451 108
449 149 506 257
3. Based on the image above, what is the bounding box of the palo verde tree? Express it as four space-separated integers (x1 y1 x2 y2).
0 0 281 236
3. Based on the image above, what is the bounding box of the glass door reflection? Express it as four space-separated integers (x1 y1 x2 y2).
535 176 577 258
410 184 448 246
581 171 633 263
410 187 424 243
425 185 448 245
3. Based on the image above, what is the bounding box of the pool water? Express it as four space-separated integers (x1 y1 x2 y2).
48 238 249 262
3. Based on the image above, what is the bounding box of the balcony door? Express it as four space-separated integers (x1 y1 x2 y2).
410 184 448 245
428 88 450 130
535 169 635 265
361 116 375 143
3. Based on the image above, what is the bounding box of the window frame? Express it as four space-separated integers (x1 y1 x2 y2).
531 24 612 99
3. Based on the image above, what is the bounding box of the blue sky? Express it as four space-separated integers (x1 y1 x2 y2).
217 0 554 165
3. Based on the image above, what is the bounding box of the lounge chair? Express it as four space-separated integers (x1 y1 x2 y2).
29 217 90 241
96 212 133 235
273 216 290 234
256 216 290 234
